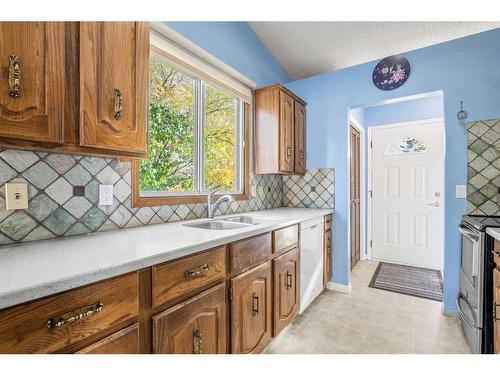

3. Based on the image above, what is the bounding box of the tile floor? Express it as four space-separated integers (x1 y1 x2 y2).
265 260 471 354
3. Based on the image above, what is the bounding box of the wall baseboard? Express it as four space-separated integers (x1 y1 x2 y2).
326 282 352 293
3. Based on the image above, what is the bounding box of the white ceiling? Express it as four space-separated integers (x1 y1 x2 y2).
248 22 500 80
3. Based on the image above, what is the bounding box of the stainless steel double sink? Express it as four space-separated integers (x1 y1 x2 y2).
183 215 278 230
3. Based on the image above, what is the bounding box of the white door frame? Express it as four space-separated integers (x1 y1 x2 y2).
348 115 367 263
367 117 445 264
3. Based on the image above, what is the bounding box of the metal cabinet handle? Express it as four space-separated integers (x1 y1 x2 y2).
286 145 292 157
184 263 210 279
286 271 293 289
114 89 123 120
456 293 477 332
46 301 103 330
8 55 21 98
252 293 259 316
193 327 203 354
427 202 440 207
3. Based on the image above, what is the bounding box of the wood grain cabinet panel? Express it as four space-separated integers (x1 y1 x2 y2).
0 22 65 143
273 248 299 336
76 323 140 354
253 84 307 175
231 261 272 354
323 230 332 286
80 22 149 156
273 224 298 254
152 246 226 308
229 232 272 276
153 283 227 354
294 101 306 174
0 272 139 353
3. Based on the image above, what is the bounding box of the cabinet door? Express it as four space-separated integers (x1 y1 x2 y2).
153 283 226 354
294 101 306 174
0 22 65 142
231 261 272 354
323 230 332 286
80 22 149 155
273 248 299 336
494 267 500 354
279 91 294 173
76 324 139 354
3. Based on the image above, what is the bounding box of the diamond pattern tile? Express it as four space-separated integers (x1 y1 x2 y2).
0 147 331 245
468 119 500 215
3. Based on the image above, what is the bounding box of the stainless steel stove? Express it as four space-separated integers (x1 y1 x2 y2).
458 215 500 353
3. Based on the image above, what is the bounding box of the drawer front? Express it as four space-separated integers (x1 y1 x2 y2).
230 233 272 275
273 225 298 253
76 324 139 354
0 272 139 353
152 246 226 308
324 214 332 232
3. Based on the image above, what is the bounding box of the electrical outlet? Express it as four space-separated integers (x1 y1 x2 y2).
251 185 257 197
99 184 114 205
5 182 28 210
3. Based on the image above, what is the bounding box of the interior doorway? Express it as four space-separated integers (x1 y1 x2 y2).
350 125 361 270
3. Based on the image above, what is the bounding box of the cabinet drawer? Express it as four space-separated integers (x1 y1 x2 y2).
273 225 298 253
230 233 272 275
76 323 139 354
152 246 226 308
0 272 139 353
324 214 332 232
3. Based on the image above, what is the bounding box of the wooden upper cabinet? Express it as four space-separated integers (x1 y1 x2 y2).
254 84 306 175
294 101 306 174
0 22 65 143
231 261 272 354
279 91 295 173
80 22 149 156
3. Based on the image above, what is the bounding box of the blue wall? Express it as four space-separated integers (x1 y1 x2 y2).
166 22 291 86
363 95 444 127
286 28 500 313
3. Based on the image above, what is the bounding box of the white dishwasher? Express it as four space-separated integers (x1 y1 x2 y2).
299 217 324 313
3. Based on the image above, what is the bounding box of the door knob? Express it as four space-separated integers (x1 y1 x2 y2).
427 202 440 207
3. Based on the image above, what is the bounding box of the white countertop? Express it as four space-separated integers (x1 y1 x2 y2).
0 207 333 310
487 227 500 241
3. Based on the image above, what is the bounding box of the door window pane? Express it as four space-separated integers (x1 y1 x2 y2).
140 59 196 193
204 85 240 192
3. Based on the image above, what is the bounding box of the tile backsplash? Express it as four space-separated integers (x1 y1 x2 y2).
467 119 500 215
0 149 335 246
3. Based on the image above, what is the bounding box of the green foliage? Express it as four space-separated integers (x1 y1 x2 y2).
140 58 239 193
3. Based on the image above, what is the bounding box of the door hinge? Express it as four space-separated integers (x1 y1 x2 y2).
369 190 372 198
370 240 373 247
228 287 233 301
370 141 373 149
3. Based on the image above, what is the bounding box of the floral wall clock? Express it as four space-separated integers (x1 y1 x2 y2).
372 55 410 90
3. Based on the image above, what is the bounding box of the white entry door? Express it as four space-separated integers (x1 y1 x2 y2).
370 120 444 270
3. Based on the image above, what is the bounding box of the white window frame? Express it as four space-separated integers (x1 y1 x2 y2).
141 47 246 198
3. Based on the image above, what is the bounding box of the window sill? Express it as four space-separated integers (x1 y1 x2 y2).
131 191 251 207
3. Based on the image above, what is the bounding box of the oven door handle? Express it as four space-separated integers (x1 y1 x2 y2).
459 224 480 242
456 292 478 333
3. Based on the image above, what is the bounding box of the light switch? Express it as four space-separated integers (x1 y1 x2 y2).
456 185 467 199
5 182 28 210
99 184 114 205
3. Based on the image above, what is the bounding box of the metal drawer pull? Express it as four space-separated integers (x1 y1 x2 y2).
46 301 103 330
494 302 500 322
252 293 260 316
184 263 210 279
8 55 21 98
114 88 123 120
193 327 203 354
286 145 292 157
286 271 293 289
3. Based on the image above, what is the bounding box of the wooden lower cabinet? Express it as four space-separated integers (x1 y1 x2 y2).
273 248 299 336
152 283 227 354
76 324 140 354
494 266 500 354
323 230 332 286
231 261 272 354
